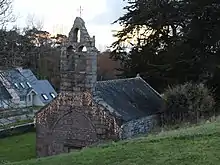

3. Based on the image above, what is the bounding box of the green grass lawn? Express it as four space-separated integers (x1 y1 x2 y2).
2 120 220 165
0 132 36 164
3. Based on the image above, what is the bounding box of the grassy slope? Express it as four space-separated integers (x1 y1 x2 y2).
5 121 220 165
0 133 35 164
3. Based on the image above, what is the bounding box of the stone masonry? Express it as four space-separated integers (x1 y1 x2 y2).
36 92 121 157
60 17 97 93
36 17 121 157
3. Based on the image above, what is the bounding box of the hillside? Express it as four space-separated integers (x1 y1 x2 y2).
5 120 220 165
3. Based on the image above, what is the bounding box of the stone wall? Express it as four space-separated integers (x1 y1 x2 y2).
119 115 159 140
0 107 38 126
36 91 120 157
0 107 37 118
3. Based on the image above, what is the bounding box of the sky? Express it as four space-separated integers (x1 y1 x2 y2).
12 0 127 51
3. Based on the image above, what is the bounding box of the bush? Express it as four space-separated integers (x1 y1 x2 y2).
161 82 216 125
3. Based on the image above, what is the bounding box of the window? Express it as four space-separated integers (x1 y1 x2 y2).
42 94 49 100
50 93 56 98
64 145 82 153
26 82 32 88
20 82 25 88
14 83 19 88
20 96 26 101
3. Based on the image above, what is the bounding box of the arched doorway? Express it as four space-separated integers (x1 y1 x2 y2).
50 109 98 154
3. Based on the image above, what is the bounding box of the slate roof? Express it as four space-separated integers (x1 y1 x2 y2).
2 69 31 97
19 69 38 83
0 68 57 105
31 80 57 104
94 77 164 122
0 81 11 100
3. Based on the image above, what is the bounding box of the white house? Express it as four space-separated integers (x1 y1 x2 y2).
0 68 57 109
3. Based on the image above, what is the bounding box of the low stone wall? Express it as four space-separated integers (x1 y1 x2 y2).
0 123 35 139
0 107 39 119
0 107 39 126
119 115 159 140
0 114 34 126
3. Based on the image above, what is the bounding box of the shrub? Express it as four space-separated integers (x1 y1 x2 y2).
161 82 216 125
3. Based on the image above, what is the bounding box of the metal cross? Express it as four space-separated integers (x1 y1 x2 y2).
77 6 83 17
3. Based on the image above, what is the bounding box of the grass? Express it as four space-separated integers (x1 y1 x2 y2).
1 120 219 165
0 132 35 164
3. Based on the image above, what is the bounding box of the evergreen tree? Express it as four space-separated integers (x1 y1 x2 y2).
112 0 220 93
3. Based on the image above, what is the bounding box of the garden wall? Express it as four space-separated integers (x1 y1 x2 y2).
0 122 35 138
119 115 159 139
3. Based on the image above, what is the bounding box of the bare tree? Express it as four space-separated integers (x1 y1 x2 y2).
0 0 16 28
26 13 44 30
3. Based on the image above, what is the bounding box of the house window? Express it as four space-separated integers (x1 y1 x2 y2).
50 93 56 98
20 82 25 88
26 82 32 88
14 83 19 88
42 94 49 100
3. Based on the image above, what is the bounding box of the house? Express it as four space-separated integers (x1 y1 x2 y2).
36 17 165 158
0 68 57 109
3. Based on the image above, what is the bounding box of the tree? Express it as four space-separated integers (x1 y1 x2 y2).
0 27 61 129
0 0 15 27
0 27 36 69
111 0 220 93
26 13 44 30
97 51 122 81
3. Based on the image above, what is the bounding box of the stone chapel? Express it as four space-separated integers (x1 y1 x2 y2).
36 17 165 157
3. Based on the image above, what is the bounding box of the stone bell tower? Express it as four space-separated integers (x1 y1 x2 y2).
60 17 98 92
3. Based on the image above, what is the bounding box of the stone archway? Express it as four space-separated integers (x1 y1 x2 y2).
49 109 98 155
73 28 80 43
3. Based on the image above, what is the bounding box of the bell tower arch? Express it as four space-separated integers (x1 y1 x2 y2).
60 17 99 92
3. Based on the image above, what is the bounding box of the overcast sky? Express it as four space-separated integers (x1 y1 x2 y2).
12 0 127 51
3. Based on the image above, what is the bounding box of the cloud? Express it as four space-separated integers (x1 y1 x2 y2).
11 0 127 50
13 0 107 28
88 0 127 26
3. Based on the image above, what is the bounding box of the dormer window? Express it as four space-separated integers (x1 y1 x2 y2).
20 82 25 88
50 93 56 98
42 94 49 100
26 82 32 88
14 83 19 88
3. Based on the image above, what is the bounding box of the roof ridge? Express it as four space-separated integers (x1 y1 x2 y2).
137 77 163 98
96 76 162 99
97 77 139 84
